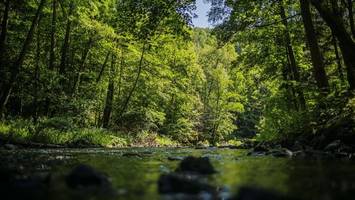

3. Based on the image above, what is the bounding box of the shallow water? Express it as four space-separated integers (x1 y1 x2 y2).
1 147 355 200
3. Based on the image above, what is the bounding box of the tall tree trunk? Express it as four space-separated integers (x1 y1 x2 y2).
33 20 42 123
59 2 74 75
0 0 10 89
300 0 329 92
117 49 124 101
71 37 93 96
310 0 355 90
279 0 306 110
347 0 355 38
0 0 46 116
102 55 116 128
284 47 300 110
332 32 344 81
118 42 146 119
96 51 110 83
211 84 221 146
44 0 57 117
49 0 56 70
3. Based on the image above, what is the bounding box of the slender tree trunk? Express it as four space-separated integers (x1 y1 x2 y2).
59 2 74 75
332 32 344 81
0 0 46 116
71 37 93 96
310 0 355 90
96 51 110 83
33 21 42 123
102 55 116 128
211 84 221 145
284 47 300 110
49 0 56 70
300 0 329 92
347 0 355 38
279 0 306 110
117 49 124 101
44 0 57 117
0 0 10 68
118 42 146 119
0 0 10 95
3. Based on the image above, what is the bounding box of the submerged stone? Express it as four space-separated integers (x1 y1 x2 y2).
65 164 110 189
176 156 216 175
269 148 293 158
0 170 50 200
122 152 142 157
167 156 185 161
4 144 18 150
324 140 342 152
158 173 215 194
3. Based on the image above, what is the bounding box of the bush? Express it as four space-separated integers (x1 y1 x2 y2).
163 118 199 144
257 107 310 141
120 109 165 131
70 128 127 147
0 118 128 147
0 119 34 142
37 117 75 132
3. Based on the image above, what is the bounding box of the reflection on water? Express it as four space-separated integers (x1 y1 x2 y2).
1 148 355 200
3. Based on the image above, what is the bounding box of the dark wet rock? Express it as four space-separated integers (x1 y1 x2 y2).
247 142 272 157
238 140 257 149
159 165 171 174
349 153 355 160
168 156 185 161
293 150 333 159
122 152 144 157
68 139 100 148
176 156 216 175
268 148 293 158
292 150 306 158
66 164 110 189
158 173 215 194
227 145 241 149
248 144 294 158
141 150 154 155
232 186 293 200
247 150 267 157
194 146 207 150
195 146 218 151
253 143 270 152
0 170 50 200
218 145 237 149
291 141 305 151
202 154 223 160
334 152 350 159
324 140 342 152
4 144 18 150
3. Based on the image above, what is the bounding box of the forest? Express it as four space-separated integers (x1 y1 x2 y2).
0 0 355 200
0 0 354 148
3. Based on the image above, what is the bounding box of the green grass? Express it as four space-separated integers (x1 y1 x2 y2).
0 119 181 148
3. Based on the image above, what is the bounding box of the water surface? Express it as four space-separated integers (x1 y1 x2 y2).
1 147 355 200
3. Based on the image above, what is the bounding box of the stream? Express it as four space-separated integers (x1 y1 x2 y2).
1 147 355 200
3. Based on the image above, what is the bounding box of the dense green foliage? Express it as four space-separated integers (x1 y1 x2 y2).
0 0 354 147
207 0 355 141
